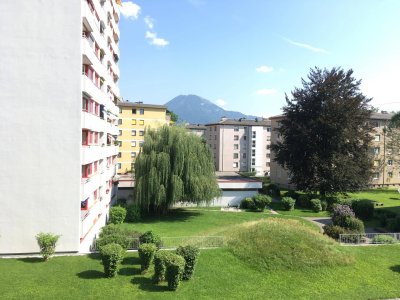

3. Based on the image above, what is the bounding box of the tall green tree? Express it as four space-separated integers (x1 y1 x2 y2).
386 111 400 165
272 67 373 196
135 126 220 214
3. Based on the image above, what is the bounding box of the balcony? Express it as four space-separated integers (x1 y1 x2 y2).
82 0 98 32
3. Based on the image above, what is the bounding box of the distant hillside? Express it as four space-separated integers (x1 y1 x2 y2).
165 95 258 124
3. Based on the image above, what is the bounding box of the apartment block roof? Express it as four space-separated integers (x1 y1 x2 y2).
117 101 167 110
206 118 271 127
269 112 394 121
186 124 207 130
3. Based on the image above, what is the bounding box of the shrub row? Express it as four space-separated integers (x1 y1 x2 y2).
281 197 296 211
240 194 272 211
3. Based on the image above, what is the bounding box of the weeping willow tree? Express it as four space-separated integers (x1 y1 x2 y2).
134 126 221 214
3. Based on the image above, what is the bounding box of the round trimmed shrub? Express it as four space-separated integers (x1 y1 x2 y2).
262 183 280 197
165 253 185 291
372 234 397 244
240 197 255 210
281 197 296 211
139 231 162 248
138 243 157 273
323 224 348 240
100 243 125 278
176 245 200 280
109 206 127 224
35 232 60 261
153 251 174 283
352 199 374 221
344 217 365 233
283 190 299 200
126 204 141 222
96 234 131 250
252 194 272 211
332 204 355 227
310 199 322 213
324 195 340 210
297 194 311 208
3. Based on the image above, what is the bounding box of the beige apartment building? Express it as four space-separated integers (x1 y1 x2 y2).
186 124 207 137
205 118 272 176
270 112 400 188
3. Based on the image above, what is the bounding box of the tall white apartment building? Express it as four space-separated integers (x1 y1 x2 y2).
206 118 272 176
0 0 121 254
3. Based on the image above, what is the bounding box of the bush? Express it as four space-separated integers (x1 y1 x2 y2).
109 206 127 224
240 197 255 210
100 243 125 278
262 183 280 197
324 195 340 209
97 224 141 250
252 194 272 211
176 245 200 280
388 217 400 232
321 200 328 211
139 231 162 248
165 253 185 291
35 232 60 261
344 217 365 233
138 243 157 273
337 197 354 207
283 190 299 200
297 194 311 208
115 198 127 207
281 197 296 211
126 204 141 222
332 205 355 227
352 199 374 221
153 251 174 283
310 199 322 213
372 234 397 244
323 224 348 240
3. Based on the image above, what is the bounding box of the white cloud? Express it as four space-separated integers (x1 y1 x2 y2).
215 99 227 107
256 89 278 96
145 31 169 47
283 37 329 54
256 65 273 73
144 16 154 29
119 1 141 20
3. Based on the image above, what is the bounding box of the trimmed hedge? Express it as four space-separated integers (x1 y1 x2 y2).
283 190 299 200
138 243 157 273
176 245 200 280
240 197 255 210
165 253 185 291
372 235 397 244
35 232 60 261
297 194 311 208
126 204 141 222
97 224 141 250
323 224 348 240
352 199 374 221
109 206 127 224
262 183 280 197
253 194 272 211
100 243 125 278
281 197 296 211
153 251 174 283
139 231 162 248
310 199 322 213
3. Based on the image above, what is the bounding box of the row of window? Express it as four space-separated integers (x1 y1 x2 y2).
374 159 396 166
82 130 100 146
372 172 400 180
82 156 117 178
118 119 145 125
118 152 137 158
117 141 144 147
81 179 113 210
118 130 145 136
82 97 101 116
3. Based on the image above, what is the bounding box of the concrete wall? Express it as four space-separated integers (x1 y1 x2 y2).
0 1 81 253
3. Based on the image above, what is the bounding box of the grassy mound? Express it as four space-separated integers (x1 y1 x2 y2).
225 219 353 272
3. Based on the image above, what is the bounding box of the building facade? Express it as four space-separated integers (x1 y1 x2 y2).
117 101 168 174
186 124 207 138
270 112 400 189
205 118 272 176
0 0 120 254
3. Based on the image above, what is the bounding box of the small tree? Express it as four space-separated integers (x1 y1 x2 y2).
252 194 272 211
100 243 125 278
165 253 185 291
138 243 157 273
109 206 127 224
35 232 60 261
176 245 200 280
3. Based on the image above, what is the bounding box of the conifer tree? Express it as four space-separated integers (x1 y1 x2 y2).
134 126 220 213
272 67 373 196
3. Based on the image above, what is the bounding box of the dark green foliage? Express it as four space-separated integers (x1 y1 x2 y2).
165 253 185 291
297 194 311 208
135 126 220 214
271 67 373 195
372 235 397 244
337 198 354 207
240 197 255 210
321 200 328 211
281 197 296 211
238 171 256 177
323 224 348 240
262 183 280 197
344 217 365 233
115 198 127 207
97 224 141 250
167 110 179 123
252 194 272 211
352 200 374 221
138 243 157 273
324 196 340 209
176 245 200 280
100 243 125 278
109 206 127 224
126 204 141 222
35 232 60 261
283 190 299 200
153 251 174 283
388 217 400 231
139 231 162 248
310 199 322 212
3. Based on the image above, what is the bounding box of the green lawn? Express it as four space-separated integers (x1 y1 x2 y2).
269 201 330 217
2 208 400 299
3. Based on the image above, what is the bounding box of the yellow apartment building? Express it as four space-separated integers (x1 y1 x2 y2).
117 101 168 174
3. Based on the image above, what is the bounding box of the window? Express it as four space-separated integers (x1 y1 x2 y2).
234 144 238 150
118 119 122 125
233 153 239 159
139 108 144 115
266 153 271 158
373 160 379 167
118 152 121 158
132 130 136 136
370 121 379 128
372 172 379 180
93 161 98 172
266 145 271 150
131 152 136 158
388 172 393 178
213 144 216 149
139 130 144 136
214 135 217 140
243 153 247 159
117 163 121 169
266 162 270 167
252 140 256 147
139 120 144 125
234 135 239 141
267 127 271 132
119 108 122 113
214 126 216 131
82 164 92 178
234 127 239 132
119 130 122 136
251 158 255 166
132 108 137 114
233 162 238 168
82 130 88 145
252 149 255 156
139 141 144 147
373 147 380 155
132 119 136 125
81 198 89 210
374 135 380 142
388 160 393 166
252 131 256 138
131 141 136 147
93 189 98 200
267 136 271 141
244 136 247 140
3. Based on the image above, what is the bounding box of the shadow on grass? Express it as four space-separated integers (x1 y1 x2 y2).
127 209 201 225
87 253 101 261
17 257 44 263
77 270 104 279
389 198 400 200
131 276 169 292
390 265 400 273
122 256 140 265
119 267 140 276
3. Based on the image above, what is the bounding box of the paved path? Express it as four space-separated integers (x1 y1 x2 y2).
303 217 379 234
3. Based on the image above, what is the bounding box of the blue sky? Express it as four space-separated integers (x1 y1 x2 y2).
118 0 400 117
